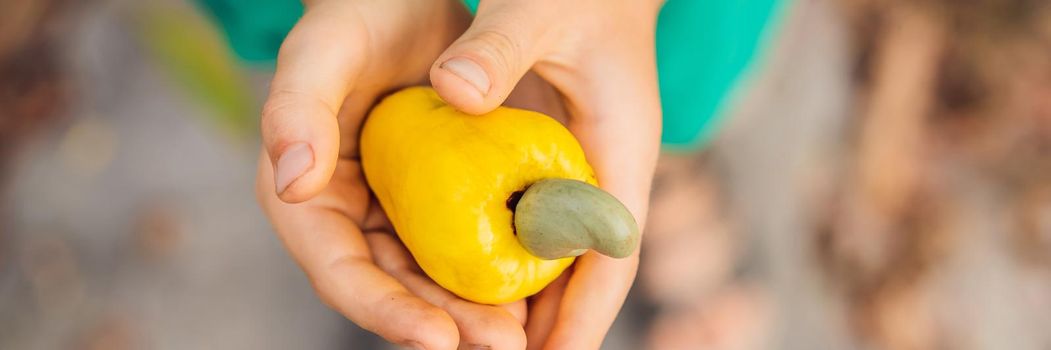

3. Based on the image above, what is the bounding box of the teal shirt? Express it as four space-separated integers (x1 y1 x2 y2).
197 0 786 149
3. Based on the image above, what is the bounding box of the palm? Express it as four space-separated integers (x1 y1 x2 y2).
258 0 568 348
259 0 660 349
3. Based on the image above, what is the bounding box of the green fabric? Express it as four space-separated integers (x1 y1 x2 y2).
656 0 785 149
196 0 785 149
194 0 302 64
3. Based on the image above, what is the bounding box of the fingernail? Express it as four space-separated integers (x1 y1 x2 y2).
441 57 490 96
405 340 426 350
469 344 492 350
275 142 313 195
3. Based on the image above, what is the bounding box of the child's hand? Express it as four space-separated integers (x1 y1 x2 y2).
257 1 524 349
257 0 662 348
429 2 663 349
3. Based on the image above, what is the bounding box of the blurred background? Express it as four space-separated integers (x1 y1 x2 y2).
2 0 1050 349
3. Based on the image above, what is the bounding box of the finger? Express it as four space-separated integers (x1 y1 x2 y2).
256 151 459 349
501 299 528 327
363 203 527 326
547 253 640 350
524 270 570 350
261 1 368 203
561 52 662 222
543 43 662 349
430 0 560 114
366 232 528 350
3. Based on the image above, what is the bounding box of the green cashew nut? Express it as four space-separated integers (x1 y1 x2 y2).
511 178 641 260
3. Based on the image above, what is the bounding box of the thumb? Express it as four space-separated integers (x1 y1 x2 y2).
261 4 366 203
430 1 555 115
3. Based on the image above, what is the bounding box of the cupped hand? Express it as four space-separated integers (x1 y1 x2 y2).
257 1 527 349
430 1 663 349
257 0 663 349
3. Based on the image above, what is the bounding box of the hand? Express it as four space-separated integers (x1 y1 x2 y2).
430 1 662 348
257 0 663 349
257 1 530 349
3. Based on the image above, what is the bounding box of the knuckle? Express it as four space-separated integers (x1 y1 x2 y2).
494 321 527 350
308 255 359 311
260 89 338 135
316 290 341 311
260 90 300 136
311 279 342 311
261 89 299 122
472 30 522 75
464 313 526 350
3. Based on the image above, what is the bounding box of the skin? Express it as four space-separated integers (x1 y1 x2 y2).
256 0 662 349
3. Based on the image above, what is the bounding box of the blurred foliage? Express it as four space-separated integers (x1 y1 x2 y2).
130 1 257 139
